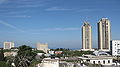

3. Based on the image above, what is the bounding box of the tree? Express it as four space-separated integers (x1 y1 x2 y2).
33 50 45 54
14 45 36 67
0 61 11 67
0 48 4 61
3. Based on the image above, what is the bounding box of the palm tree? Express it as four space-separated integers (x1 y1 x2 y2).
14 45 36 67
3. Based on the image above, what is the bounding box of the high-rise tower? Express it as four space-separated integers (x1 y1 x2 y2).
98 18 111 51
82 22 92 51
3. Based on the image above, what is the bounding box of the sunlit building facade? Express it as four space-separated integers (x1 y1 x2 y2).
98 18 111 51
3 42 14 49
82 22 92 51
36 42 49 53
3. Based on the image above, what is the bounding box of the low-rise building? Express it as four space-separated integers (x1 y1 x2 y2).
78 51 113 65
49 51 55 55
59 61 81 67
37 57 59 67
111 40 120 56
81 49 95 51
55 51 63 54
4 52 17 57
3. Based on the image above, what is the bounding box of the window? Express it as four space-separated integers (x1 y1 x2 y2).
103 61 105 64
117 49 120 54
86 59 90 62
108 60 110 63
93 61 95 64
98 61 100 64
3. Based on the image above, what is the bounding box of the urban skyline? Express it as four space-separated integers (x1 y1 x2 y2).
0 0 120 49
0 18 116 50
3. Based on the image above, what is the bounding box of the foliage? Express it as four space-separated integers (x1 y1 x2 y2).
0 61 11 67
29 59 41 67
0 49 13 67
51 48 93 57
66 60 79 62
17 45 35 56
88 64 102 67
0 48 4 61
63 50 93 57
33 50 45 53
50 48 70 51
14 45 37 67
2 49 18 53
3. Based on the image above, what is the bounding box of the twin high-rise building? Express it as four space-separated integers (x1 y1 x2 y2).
81 18 111 51
98 18 111 51
82 22 92 51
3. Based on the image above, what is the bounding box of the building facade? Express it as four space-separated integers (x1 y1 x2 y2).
79 51 113 65
36 42 49 53
4 52 17 57
37 58 59 67
82 22 92 51
111 40 120 56
3 42 14 49
98 18 111 51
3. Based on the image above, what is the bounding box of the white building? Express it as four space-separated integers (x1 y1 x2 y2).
49 51 55 55
79 51 113 65
36 42 49 53
111 40 120 56
82 22 92 51
37 58 59 67
3 42 14 49
98 18 111 51
4 52 17 57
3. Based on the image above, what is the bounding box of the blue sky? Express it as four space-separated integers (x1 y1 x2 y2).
0 0 120 49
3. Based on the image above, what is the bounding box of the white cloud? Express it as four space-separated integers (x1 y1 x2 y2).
0 20 25 32
9 15 31 18
78 9 103 12
44 28 80 31
2 15 31 18
28 27 80 34
30 27 80 32
17 4 43 8
45 7 72 11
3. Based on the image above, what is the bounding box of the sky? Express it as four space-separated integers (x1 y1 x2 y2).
0 0 120 49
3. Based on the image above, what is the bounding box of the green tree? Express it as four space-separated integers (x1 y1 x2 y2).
33 50 45 54
14 45 37 67
0 48 4 61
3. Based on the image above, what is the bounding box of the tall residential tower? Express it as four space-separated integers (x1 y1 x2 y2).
98 18 111 51
82 22 92 51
